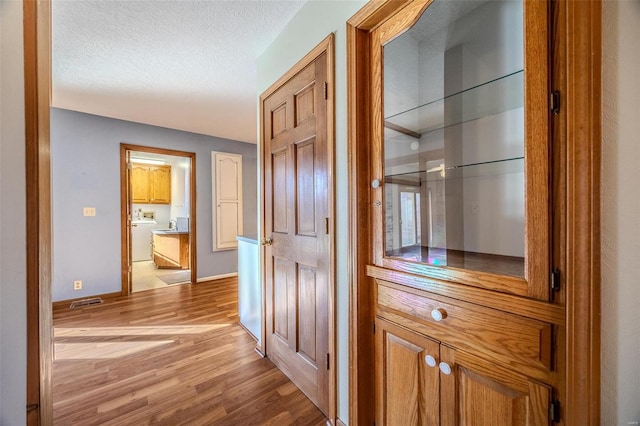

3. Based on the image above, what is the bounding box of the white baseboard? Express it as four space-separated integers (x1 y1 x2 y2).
196 272 238 283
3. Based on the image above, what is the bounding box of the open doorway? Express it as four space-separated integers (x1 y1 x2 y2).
120 144 197 294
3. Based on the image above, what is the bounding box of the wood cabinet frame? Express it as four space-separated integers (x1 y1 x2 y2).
369 0 550 300
347 0 601 424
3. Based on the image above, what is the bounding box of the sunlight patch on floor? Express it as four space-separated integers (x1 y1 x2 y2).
54 324 232 338
55 340 174 360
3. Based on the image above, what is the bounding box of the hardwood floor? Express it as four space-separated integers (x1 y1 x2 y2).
52 278 327 425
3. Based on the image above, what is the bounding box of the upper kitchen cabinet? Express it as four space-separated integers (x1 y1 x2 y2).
149 165 172 204
131 163 151 204
131 163 172 205
374 0 550 300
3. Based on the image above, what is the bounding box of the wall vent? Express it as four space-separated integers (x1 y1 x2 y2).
69 297 103 309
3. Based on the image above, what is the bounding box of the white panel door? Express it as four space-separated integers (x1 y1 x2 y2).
213 152 243 249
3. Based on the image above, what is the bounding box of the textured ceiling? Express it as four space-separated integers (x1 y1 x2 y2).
52 0 307 144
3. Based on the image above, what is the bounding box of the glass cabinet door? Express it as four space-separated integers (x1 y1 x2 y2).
373 0 550 299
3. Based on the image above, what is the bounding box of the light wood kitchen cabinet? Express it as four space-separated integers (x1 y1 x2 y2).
152 232 189 269
131 163 171 204
149 165 171 204
131 163 151 204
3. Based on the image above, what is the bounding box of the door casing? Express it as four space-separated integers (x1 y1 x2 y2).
120 144 198 294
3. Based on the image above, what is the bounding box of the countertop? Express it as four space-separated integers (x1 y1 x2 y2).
152 229 189 235
236 235 258 244
132 219 157 225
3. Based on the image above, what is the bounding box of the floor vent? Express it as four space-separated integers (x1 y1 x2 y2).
69 297 103 309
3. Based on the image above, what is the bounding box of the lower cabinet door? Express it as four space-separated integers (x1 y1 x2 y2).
376 317 440 426
440 345 551 426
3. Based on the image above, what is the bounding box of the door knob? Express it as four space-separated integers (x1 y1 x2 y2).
439 362 452 375
424 355 437 367
261 237 273 246
431 308 447 322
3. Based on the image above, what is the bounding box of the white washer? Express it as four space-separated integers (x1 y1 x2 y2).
132 220 156 261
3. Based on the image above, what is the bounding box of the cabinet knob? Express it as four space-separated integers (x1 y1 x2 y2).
439 362 452 375
431 308 447 322
424 355 437 367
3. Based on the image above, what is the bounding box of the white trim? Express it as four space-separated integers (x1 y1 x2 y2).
196 272 238 283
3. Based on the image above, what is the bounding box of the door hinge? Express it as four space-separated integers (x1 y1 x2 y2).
550 90 560 114
323 81 328 100
550 398 561 423
325 217 329 235
551 268 561 294
26 403 39 412
326 353 330 370
373 321 376 334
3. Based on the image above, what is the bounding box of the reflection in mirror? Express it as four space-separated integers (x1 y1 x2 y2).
383 0 525 277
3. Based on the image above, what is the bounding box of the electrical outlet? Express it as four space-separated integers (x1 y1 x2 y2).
83 207 96 217
73 280 82 290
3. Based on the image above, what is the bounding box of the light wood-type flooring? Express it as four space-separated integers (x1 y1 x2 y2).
52 277 327 425
131 260 190 292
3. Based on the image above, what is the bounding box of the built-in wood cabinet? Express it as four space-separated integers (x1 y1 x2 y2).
439 345 551 426
376 316 551 426
344 0 603 423
131 163 171 204
375 317 440 426
368 0 557 419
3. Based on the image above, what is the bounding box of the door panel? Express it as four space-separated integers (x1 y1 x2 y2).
296 140 316 236
273 257 291 340
150 165 171 204
131 164 150 203
298 265 317 362
375 317 440 426
272 150 288 233
263 51 330 415
440 346 550 426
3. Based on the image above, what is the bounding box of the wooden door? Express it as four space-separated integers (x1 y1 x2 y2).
439 346 550 426
263 50 331 415
131 163 150 203
150 165 171 204
375 318 440 426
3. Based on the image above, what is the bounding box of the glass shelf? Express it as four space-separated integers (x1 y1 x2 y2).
385 156 524 184
385 247 525 278
384 70 524 136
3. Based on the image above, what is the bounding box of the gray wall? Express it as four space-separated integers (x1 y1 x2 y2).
0 0 27 423
51 107 257 302
601 0 640 423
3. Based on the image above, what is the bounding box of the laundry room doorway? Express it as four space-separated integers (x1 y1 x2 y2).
120 144 197 293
